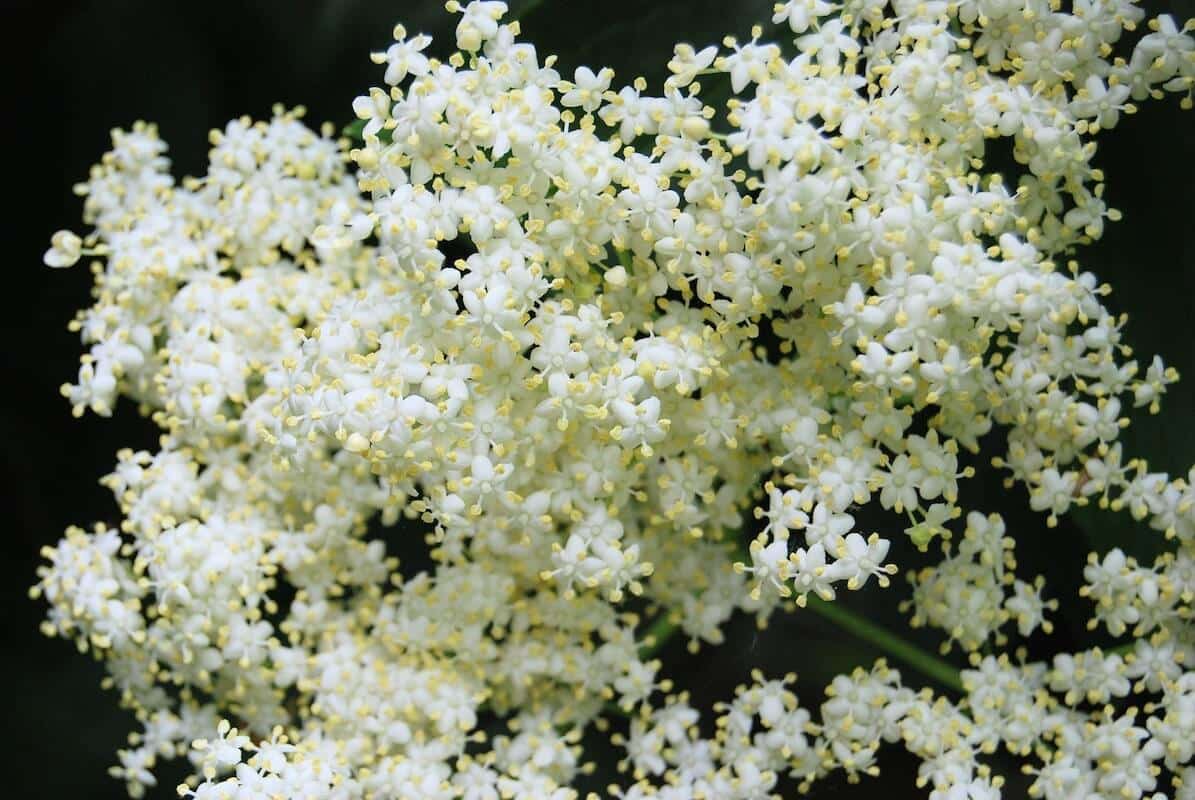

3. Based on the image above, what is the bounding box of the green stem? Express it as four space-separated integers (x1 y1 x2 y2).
638 612 679 659
721 538 964 694
804 595 965 693
1108 642 1135 657
636 590 965 694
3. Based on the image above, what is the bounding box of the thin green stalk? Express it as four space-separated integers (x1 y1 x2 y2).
635 592 965 694
638 611 680 659
720 538 965 693
803 595 965 693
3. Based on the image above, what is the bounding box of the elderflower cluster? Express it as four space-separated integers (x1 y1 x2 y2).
36 0 1195 797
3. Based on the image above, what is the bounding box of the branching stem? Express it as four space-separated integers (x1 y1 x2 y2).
638 536 968 695
803 595 965 693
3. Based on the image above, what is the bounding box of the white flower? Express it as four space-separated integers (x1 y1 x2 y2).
744 536 792 599
832 533 894 590
371 26 432 86
795 18 860 66
774 0 836 33
452 0 507 52
790 543 838 602
560 66 614 113
665 43 718 89
43 229 82 268
1070 75 1132 130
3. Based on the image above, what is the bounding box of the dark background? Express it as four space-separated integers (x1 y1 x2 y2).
2 0 1192 796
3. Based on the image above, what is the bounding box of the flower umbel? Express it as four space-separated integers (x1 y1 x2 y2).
35 1 1195 798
